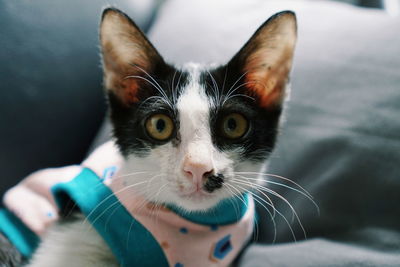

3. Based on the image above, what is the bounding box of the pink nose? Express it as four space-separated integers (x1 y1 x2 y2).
183 161 214 186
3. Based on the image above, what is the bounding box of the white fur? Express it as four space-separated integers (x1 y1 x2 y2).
28 215 117 267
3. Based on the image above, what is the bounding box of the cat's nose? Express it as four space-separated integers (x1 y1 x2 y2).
183 161 214 186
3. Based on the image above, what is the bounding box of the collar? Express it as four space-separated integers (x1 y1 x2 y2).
167 193 250 226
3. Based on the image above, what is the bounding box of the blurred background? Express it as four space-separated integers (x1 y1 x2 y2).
1 0 399 266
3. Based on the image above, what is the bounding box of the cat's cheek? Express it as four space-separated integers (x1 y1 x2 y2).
234 161 264 173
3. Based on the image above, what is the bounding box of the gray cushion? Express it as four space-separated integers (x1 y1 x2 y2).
0 0 160 197
150 0 400 266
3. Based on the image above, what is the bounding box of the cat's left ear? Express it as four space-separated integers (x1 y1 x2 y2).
228 11 297 108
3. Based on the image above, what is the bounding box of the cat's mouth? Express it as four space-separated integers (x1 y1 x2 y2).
179 189 211 199
177 190 219 206
178 173 224 200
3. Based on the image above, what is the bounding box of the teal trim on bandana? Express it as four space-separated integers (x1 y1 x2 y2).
0 209 39 257
51 168 168 267
167 193 250 225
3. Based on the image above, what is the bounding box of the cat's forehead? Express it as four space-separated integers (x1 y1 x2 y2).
177 63 211 128
178 63 207 102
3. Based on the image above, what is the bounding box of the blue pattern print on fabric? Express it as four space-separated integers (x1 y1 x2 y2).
179 227 188 234
212 234 233 260
101 166 117 183
210 224 218 231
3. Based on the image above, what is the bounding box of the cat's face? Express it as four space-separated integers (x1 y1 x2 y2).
100 8 297 211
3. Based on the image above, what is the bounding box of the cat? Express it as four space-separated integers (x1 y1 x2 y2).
2 7 297 267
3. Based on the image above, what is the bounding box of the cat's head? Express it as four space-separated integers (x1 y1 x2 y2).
100 8 297 211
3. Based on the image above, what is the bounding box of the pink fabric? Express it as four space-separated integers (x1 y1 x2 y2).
111 177 254 266
3 141 123 236
3 165 82 236
2 141 254 266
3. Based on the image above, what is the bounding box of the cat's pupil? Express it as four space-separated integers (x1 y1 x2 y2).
227 118 237 131
156 119 166 132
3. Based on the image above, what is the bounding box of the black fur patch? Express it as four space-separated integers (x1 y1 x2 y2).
108 64 189 157
0 233 25 267
201 66 282 163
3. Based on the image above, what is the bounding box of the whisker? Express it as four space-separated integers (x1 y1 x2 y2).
233 175 319 215
231 178 307 240
88 176 161 229
150 183 169 228
222 184 241 217
90 171 152 191
234 175 276 219
234 183 298 242
87 198 123 231
137 95 171 110
145 174 164 196
125 219 135 249
89 174 164 242
225 183 277 243
222 66 228 94
233 177 297 221
83 180 148 225
222 81 256 106
223 184 257 239
130 64 169 100
221 70 253 106
222 93 255 105
170 69 178 104
235 172 314 199
124 75 173 109
206 69 221 105
224 70 249 100
125 197 149 249
176 69 185 93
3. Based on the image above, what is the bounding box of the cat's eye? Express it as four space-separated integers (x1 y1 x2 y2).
145 114 174 141
220 113 248 139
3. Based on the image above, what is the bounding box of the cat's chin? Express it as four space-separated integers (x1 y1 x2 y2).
173 189 237 212
175 195 221 212
142 188 230 212
174 200 220 212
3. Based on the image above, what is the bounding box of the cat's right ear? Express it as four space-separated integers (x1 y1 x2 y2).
100 8 164 106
